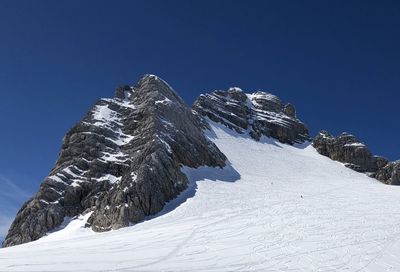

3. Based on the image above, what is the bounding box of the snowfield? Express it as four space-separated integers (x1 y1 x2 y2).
2 122 400 271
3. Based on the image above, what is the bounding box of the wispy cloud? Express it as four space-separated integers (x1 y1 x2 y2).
0 215 13 241
0 175 34 241
0 176 32 202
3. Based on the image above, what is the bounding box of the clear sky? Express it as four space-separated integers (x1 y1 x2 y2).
0 0 399 238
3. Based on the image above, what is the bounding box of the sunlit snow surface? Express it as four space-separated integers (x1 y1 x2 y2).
2 122 400 271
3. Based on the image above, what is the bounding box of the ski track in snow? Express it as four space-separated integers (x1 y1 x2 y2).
2 122 400 271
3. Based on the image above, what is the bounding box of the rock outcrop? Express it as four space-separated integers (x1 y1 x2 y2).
193 88 309 144
312 130 400 186
312 131 400 185
3 75 226 247
374 161 400 185
312 131 388 173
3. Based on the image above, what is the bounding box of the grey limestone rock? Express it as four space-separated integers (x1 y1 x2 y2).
3 75 226 247
312 130 400 185
192 87 309 144
374 161 400 185
312 130 389 174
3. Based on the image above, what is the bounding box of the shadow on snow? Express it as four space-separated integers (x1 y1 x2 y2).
146 162 240 219
205 119 311 149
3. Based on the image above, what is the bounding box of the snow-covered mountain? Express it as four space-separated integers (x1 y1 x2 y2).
3 75 226 247
1 75 400 271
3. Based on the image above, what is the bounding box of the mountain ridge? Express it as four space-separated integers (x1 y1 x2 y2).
3 74 399 248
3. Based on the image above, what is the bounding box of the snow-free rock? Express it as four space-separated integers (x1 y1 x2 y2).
374 161 400 185
312 130 389 174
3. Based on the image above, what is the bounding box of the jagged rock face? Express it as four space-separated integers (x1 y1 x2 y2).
3 75 226 247
374 161 400 185
192 88 309 144
312 131 389 173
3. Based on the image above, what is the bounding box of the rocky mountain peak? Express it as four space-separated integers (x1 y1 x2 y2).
134 74 185 104
3 75 226 247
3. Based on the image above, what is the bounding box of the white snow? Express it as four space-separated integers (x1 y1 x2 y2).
92 104 122 127
157 135 172 153
39 212 94 243
81 130 134 146
47 175 68 185
96 174 121 184
345 142 366 147
228 87 243 92
69 180 83 187
155 97 172 105
90 103 135 146
2 121 400 271
99 151 130 165
102 98 136 109
63 166 85 177
247 91 281 105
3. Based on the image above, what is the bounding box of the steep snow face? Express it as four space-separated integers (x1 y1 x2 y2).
2 121 400 271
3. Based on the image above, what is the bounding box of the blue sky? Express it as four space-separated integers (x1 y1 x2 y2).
0 0 399 238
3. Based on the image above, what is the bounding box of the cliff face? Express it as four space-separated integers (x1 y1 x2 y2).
374 161 400 185
3 75 226 247
312 131 400 185
192 88 309 144
312 131 388 173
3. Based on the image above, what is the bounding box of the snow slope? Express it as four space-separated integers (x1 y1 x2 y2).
2 122 400 271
